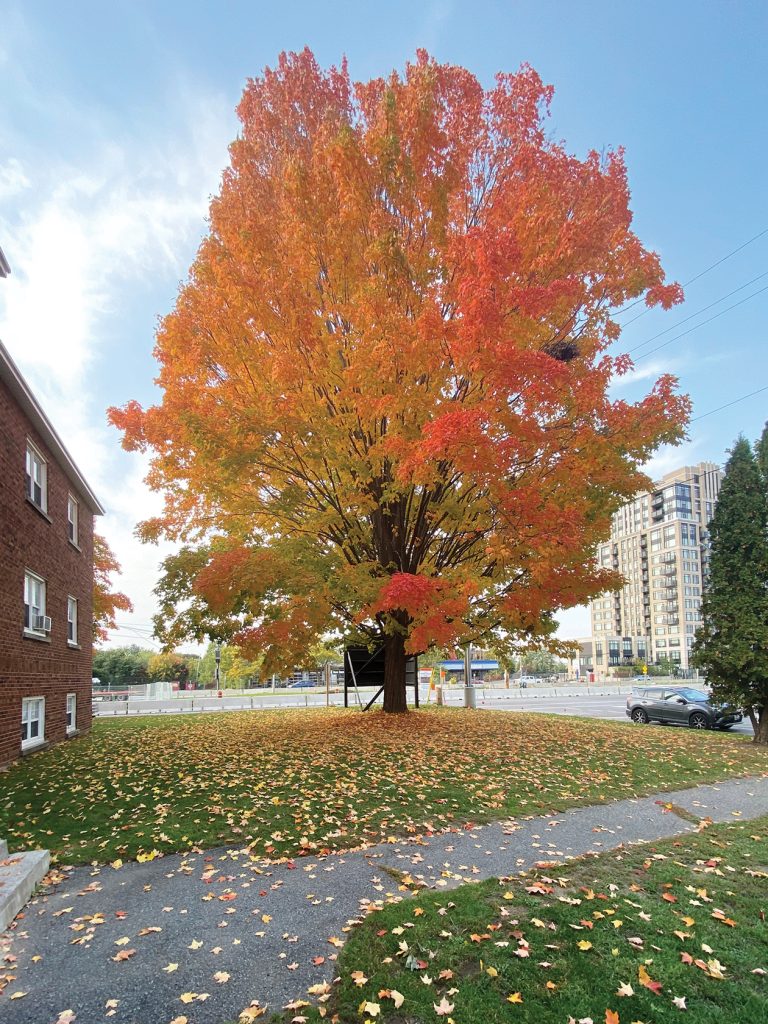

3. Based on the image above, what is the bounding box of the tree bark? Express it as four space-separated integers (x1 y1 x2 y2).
383 631 408 713
753 705 768 745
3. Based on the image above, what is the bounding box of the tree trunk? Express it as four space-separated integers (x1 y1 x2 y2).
383 632 408 713
753 705 768 745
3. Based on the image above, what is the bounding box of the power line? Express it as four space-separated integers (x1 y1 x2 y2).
634 282 768 364
691 384 768 422
614 225 768 320
629 269 768 355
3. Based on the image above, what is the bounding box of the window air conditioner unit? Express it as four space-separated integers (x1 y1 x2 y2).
34 614 52 632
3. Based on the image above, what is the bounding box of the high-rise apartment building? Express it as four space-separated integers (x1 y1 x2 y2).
590 462 722 675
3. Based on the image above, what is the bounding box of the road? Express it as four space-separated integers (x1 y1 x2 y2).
93 686 755 737
478 690 755 736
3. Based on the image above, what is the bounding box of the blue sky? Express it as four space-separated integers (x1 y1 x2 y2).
1 1 766 648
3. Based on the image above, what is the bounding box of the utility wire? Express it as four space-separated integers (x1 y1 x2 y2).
629 269 768 355
633 282 768 363
614 225 768 320
690 384 768 422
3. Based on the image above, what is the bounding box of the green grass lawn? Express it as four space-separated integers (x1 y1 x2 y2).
1 707 766 865
294 814 768 1024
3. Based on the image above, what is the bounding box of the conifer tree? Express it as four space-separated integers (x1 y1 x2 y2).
756 420 768 485
692 437 768 743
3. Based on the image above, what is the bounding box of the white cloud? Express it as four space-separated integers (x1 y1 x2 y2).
644 436 708 480
0 85 234 651
610 357 681 390
0 158 30 200
0 91 231 391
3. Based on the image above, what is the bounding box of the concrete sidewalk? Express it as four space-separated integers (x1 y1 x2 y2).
2 775 767 1024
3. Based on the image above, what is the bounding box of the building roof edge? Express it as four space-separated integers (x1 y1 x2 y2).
0 337 105 515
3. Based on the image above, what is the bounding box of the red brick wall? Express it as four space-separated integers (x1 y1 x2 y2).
0 377 95 767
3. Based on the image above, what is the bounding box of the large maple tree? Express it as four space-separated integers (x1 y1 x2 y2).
93 533 133 644
111 50 689 711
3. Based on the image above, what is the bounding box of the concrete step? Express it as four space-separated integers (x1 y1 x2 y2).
0 838 8 858
0 847 50 933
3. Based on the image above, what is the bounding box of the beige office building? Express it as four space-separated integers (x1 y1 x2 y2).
590 462 722 676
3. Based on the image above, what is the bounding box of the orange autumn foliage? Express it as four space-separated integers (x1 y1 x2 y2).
93 533 133 644
110 49 688 710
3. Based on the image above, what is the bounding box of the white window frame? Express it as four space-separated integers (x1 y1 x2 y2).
25 441 47 512
67 494 79 546
66 693 77 734
67 596 78 645
21 696 45 750
24 570 47 636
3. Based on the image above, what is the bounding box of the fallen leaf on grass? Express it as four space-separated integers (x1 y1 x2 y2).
638 964 663 995
506 992 523 1004
711 910 736 927
434 997 455 1015
378 990 405 1009
672 995 687 1009
617 982 634 997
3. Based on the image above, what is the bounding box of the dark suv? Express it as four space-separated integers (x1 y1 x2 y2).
626 685 742 730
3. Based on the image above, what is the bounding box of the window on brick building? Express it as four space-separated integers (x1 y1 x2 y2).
67 494 79 545
67 596 78 645
66 693 77 734
21 697 45 749
25 441 47 511
24 571 47 635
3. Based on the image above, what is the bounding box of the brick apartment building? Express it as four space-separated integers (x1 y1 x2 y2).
0 336 104 766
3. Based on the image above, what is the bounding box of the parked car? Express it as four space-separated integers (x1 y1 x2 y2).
626 685 742 730
289 679 316 688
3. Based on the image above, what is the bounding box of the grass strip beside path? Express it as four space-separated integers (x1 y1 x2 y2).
289 815 768 1024
1 707 766 864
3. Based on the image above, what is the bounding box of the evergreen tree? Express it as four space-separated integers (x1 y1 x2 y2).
692 437 768 743
756 420 768 486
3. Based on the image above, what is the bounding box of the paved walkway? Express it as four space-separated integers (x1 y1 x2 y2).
2 776 767 1024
